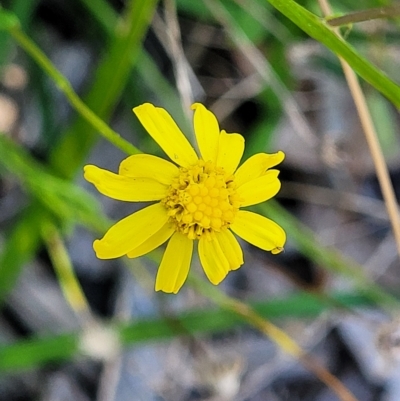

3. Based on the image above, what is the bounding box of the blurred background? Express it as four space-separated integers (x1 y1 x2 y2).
1 0 400 400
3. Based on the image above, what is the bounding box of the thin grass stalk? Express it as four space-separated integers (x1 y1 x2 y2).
327 4 400 27
318 0 400 259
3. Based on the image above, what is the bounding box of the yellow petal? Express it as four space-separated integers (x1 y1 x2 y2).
133 103 198 167
127 222 175 258
119 154 179 185
198 236 230 285
234 151 285 187
84 165 167 201
155 232 193 293
230 210 286 254
237 170 281 207
216 229 243 270
93 203 168 259
191 103 219 163
216 130 245 176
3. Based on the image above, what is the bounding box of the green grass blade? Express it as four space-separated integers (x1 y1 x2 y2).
49 0 157 177
0 135 109 304
0 205 45 304
77 0 117 34
0 135 108 231
0 291 372 372
77 0 188 131
0 333 78 372
263 0 400 107
0 0 156 302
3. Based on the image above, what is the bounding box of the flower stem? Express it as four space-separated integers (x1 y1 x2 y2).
9 26 141 156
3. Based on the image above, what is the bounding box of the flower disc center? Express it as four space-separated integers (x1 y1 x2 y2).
162 160 240 239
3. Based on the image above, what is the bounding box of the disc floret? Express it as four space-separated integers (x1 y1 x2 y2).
162 160 241 240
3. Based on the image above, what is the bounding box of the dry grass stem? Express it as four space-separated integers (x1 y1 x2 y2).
318 0 400 259
152 0 202 128
210 73 264 121
327 4 400 27
203 0 318 146
163 0 194 113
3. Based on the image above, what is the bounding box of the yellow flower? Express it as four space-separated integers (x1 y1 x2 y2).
84 103 286 293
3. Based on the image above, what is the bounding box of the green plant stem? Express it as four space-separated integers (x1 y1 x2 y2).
9 27 140 156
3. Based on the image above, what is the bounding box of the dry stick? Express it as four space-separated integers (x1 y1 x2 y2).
327 4 400 27
319 0 400 258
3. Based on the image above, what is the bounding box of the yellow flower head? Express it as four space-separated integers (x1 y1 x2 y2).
84 103 286 293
